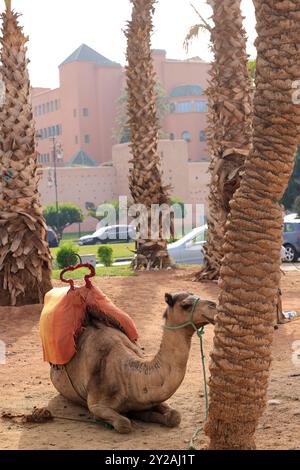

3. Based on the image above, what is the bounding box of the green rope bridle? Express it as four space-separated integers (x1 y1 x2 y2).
163 296 208 450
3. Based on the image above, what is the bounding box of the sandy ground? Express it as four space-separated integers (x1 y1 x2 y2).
0 267 300 450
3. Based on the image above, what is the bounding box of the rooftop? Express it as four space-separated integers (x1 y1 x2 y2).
60 44 121 68
66 149 99 167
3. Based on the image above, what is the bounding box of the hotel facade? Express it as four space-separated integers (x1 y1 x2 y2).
32 45 211 231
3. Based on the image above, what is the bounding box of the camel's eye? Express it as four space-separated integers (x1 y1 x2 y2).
180 296 195 310
207 301 217 309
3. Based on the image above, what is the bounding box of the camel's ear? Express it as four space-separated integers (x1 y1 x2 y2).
165 293 174 307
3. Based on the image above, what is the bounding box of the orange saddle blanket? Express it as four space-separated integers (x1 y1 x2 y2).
40 284 139 365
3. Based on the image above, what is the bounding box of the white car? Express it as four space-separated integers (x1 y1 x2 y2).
78 225 136 246
167 226 287 265
167 226 207 265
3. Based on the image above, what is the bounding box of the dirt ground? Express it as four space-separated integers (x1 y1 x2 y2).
0 267 300 450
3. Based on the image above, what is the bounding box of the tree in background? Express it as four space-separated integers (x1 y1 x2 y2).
281 152 300 210
205 0 300 449
185 0 253 281
43 203 83 240
85 200 122 223
248 59 256 80
293 195 300 216
125 0 172 270
113 81 169 144
0 0 52 306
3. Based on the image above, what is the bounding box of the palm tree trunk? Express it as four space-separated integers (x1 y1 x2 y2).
196 0 253 281
0 3 52 306
205 0 300 449
125 0 172 270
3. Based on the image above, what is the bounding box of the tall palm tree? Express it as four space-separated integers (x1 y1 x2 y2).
205 0 300 449
185 0 253 281
0 0 52 306
125 0 172 270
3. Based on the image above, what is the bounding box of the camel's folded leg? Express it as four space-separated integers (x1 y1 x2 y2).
128 403 181 428
87 396 132 434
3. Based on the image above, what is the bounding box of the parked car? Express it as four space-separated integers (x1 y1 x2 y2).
167 226 207 265
167 226 288 266
47 227 59 248
78 225 136 246
283 217 300 262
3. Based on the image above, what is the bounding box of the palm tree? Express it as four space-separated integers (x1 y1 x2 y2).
0 0 52 306
125 0 172 270
205 0 300 449
185 1 253 280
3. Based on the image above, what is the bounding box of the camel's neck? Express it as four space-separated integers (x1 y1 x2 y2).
127 327 193 404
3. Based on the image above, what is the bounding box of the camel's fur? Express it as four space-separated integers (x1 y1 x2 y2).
50 292 217 433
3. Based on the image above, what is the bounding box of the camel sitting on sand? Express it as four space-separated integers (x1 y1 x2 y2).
50 291 217 433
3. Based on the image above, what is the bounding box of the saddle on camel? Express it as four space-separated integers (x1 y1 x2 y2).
40 263 138 366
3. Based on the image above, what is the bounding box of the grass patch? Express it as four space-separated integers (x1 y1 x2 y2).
50 242 135 261
52 264 135 280
61 232 92 242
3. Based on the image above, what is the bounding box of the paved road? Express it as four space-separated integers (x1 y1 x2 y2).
282 263 300 272
95 261 300 270
96 260 131 267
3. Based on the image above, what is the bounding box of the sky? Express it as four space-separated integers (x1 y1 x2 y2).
10 0 257 89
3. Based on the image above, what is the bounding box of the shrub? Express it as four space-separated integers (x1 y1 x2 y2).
56 243 79 269
98 246 113 267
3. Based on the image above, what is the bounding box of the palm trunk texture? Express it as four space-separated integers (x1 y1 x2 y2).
0 4 52 306
205 0 300 449
125 0 172 271
196 0 253 281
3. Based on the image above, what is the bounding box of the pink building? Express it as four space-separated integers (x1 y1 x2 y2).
32 44 210 167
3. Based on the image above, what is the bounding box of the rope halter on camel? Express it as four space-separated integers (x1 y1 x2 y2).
163 296 208 450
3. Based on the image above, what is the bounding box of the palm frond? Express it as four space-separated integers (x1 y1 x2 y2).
184 3 212 52
190 3 211 31
184 23 209 52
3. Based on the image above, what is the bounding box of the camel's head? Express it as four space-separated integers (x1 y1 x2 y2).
164 292 217 334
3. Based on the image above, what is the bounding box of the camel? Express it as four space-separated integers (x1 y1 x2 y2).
50 291 217 433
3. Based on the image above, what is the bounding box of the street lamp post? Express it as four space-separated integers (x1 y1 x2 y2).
49 137 63 239
51 137 59 215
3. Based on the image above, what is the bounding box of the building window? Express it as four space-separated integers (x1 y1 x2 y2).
48 126 52 137
34 106 38 116
174 101 193 113
50 101 54 112
38 105 42 115
55 99 59 111
83 108 89 117
42 104 46 114
75 136 78 144
55 124 60 136
169 133 175 141
52 125 56 136
170 85 204 98
181 131 191 143
46 102 50 113
84 134 90 144
44 128 48 139
199 130 207 142
194 100 207 113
